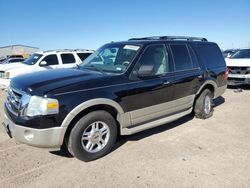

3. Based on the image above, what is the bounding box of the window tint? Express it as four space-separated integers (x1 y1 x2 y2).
61 53 76 64
231 49 250 59
188 45 200 68
8 55 23 58
193 43 226 68
77 53 92 61
170 44 192 71
41 55 59 66
137 45 170 75
9 58 23 63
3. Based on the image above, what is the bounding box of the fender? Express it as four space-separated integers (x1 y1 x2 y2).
57 98 129 146
61 98 127 128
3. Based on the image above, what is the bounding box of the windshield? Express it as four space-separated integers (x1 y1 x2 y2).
231 49 250 59
79 43 141 74
22 53 43 65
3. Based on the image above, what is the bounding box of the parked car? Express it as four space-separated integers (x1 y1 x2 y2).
2 36 227 161
223 49 239 58
225 48 250 85
1 57 24 64
0 57 7 64
6 55 24 59
0 49 93 89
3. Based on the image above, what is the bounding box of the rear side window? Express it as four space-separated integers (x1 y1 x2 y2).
41 55 59 66
193 43 226 69
9 58 23 63
188 45 200 68
231 49 250 58
77 53 92 61
170 44 192 71
8 55 23 58
61 53 76 64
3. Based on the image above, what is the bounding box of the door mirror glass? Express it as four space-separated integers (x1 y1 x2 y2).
137 65 154 78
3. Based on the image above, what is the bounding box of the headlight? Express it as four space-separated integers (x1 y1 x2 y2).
23 96 59 117
4 72 10 79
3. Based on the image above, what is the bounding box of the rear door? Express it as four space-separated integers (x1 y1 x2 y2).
169 43 203 112
192 43 227 88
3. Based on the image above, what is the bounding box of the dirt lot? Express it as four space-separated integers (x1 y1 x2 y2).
0 88 250 188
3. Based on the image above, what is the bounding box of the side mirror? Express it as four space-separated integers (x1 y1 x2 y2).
137 65 154 78
40 61 47 66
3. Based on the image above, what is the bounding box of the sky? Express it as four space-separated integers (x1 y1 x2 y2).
0 0 249 51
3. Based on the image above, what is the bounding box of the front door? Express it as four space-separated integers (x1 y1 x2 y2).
123 44 174 126
38 54 61 70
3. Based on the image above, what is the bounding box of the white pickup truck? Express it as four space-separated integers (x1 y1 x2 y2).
0 49 93 89
225 48 250 86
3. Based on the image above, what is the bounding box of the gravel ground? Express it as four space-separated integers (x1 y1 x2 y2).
0 88 250 188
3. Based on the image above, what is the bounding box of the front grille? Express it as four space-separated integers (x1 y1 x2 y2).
228 67 250 75
5 87 23 116
228 77 246 82
0 71 4 78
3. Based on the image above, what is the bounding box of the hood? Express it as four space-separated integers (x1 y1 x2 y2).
0 62 28 71
225 58 250 67
11 68 108 95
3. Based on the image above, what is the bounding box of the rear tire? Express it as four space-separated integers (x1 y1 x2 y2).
194 89 214 119
67 110 117 162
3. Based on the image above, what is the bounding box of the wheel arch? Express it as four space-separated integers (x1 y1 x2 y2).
59 98 126 144
193 80 217 111
196 80 217 98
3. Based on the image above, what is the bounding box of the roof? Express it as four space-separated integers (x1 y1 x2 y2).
35 49 94 54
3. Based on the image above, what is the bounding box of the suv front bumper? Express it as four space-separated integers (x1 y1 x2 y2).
2 112 67 148
228 74 250 85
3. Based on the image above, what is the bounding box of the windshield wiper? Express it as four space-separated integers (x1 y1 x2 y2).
83 65 106 75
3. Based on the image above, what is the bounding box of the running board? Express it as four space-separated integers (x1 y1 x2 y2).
120 108 192 135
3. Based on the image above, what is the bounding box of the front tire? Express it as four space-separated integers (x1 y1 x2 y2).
68 110 117 161
194 89 214 119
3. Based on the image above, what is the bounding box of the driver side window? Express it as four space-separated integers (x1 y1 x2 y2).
137 44 170 76
40 55 59 66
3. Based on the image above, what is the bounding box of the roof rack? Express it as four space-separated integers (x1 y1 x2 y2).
128 36 208 42
43 49 93 53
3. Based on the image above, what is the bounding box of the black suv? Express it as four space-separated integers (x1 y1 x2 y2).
2 36 228 161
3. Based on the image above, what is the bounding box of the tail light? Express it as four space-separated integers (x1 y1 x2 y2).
223 68 229 80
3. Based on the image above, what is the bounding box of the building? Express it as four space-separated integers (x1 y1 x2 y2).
0 45 39 59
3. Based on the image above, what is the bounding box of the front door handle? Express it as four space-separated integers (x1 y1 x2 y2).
163 81 170 85
197 75 203 79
